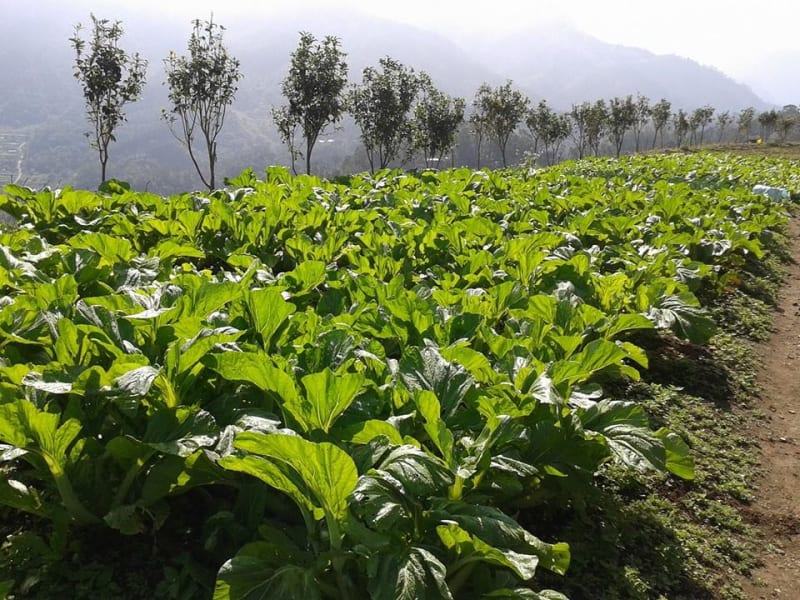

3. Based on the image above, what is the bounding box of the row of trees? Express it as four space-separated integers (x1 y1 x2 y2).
71 15 798 189
71 15 464 188
71 16 239 189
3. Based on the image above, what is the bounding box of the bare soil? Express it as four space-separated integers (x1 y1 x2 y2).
742 217 800 598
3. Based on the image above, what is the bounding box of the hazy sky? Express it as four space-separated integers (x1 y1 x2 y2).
112 0 799 76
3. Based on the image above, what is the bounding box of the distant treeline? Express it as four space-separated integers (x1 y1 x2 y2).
63 14 800 189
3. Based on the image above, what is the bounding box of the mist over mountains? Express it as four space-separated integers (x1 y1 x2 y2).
0 3 775 192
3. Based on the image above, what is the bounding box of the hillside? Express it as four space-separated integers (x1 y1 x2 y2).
470 25 768 110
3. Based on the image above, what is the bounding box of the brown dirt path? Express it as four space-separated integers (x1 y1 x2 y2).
742 218 800 599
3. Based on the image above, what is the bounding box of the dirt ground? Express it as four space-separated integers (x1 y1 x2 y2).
741 218 800 598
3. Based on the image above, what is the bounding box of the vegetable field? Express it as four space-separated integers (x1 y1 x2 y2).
0 153 797 599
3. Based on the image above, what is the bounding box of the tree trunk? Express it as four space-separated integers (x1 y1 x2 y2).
207 140 216 190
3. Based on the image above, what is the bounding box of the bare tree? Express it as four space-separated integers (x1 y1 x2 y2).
163 17 241 190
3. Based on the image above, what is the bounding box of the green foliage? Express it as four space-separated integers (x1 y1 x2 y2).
0 152 795 598
70 14 147 183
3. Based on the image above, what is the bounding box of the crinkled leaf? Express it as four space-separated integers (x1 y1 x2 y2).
214 543 321 600
103 504 145 535
483 589 568 600
368 546 452 600
142 407 218 457
141 450 233 504
582 400 667 473
21 372 72 395
114 366 159 397
399 345 474 419
174 327 243 378
0 478 47 517
376 444 453 497
646 294 716 344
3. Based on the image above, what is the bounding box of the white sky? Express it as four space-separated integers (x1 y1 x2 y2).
39 0 800 76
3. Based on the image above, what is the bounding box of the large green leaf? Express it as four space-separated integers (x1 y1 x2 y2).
246 287 295 351
220 432 358 525
581 400 695 478
414 390 454 462
141 407 218 457
437 522 541 580
432 501 570 576
300 369 365 433
0 400 96 523
656 428 696 480
336 419 404 446
550 339 629 386
207 351 300 406
68 232 134 265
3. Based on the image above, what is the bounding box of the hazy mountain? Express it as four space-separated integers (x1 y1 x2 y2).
0 5 771 192
734 50 800 106
469 25 768 111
